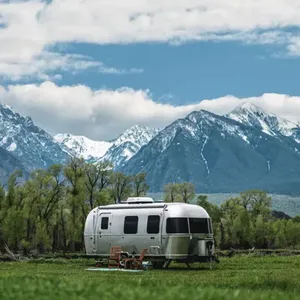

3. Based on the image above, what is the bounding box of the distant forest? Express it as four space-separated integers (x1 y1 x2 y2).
1 157 300 255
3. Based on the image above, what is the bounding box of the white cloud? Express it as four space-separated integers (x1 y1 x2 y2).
0 1 144 80
0 51 143 81
1 0 300 80
39 0 300 44
1 81 300 141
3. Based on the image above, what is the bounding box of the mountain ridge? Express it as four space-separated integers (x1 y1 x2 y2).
120 107 300 194
1 101 300 194
55 125 160 168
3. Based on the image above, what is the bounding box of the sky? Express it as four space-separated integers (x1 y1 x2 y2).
1 0 300 140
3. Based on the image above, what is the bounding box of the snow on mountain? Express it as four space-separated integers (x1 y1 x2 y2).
54 133 112 161
100 125 160 168
121 109 300 194
226 102 299 138
0 103 69 173
55 125 160 167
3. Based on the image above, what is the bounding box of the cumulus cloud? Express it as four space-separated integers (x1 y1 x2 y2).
0 1 143 80
1 0 300 80
0 81 300 141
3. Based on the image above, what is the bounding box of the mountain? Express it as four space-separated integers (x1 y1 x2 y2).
100 125 160 168
55 125 160 168
54 133 112 161
121 109 300 194
0 146 28 183
226 102 300 141
0 103 70 178
2 100 300 195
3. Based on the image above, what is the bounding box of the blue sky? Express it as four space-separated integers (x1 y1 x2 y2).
1 0 300 140
5 40 300 104
42 41 300 103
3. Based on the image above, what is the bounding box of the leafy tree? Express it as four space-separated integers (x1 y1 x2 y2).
254 214 268 248
197 195 222 223
64 157 87 251
178 182 195 203
240 190 272 217
164 183 180 202
85 161 113 209
285 220 300 248
132 173 149 197
110 172 132 203
274 228 288 249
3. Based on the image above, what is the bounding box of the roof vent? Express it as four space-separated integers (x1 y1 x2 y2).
126 197 154 204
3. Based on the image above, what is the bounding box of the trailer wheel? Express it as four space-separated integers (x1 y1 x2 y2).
152 262 165 269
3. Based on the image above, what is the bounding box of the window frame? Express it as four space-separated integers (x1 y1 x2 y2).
123 216 139 234
101 217 109 230
147 215 160 234
188 218 209 234
166 217 189 234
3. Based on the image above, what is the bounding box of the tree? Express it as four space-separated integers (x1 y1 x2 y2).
0 185 6 249
84 160 113 209
132 173 149 197
1 170 25 251
240 190 272 217
178 182 195 203
254 214 267 248
197 195 222 223
164 182 195 203
110 172 132 203
163 183 180 202
64 157 87 251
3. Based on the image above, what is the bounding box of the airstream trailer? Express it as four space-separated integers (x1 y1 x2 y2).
84 197 217 268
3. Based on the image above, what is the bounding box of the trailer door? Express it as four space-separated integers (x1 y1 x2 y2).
143 214 162 254
96 213 112 255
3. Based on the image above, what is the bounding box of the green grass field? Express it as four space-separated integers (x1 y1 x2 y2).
1 255 300 299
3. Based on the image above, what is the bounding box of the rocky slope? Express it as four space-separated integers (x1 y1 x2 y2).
121 109 300 194
100 125 160 168
0 103 70 182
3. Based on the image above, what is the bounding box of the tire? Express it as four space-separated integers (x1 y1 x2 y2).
152 261 165 269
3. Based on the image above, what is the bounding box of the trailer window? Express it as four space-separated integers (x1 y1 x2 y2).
166 218 188 234
101 217 109 230
124 216 138 234
147 215 160 234
189 218 209 233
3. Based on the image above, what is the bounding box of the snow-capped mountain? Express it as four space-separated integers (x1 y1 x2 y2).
1 100 300 194
226 102 299 138
121 109 300 194
100 125 160 168
54 133 112 161
55 125 160 168
0 103 69 177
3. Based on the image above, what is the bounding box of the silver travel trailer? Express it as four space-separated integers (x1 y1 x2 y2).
84 197 217 268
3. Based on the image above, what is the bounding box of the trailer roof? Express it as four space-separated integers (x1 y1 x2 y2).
96 202 203 210
97 202 166 210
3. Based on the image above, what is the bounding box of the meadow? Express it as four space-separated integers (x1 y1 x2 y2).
1 255 300 299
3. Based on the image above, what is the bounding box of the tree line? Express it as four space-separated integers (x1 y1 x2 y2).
164 182 300 250
0 158 149 255
204 192 300 250
1 158 300 255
